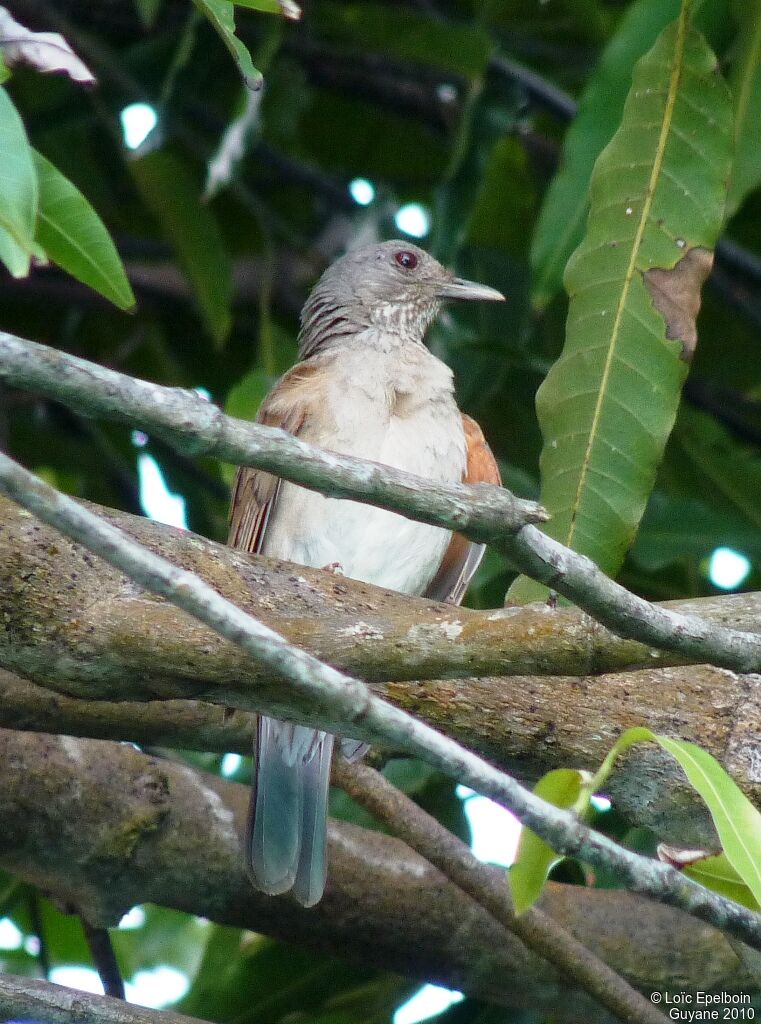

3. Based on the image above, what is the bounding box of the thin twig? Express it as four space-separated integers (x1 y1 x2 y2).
333 759 665 1024
27 889 51 980
82 920 125 1000
490 54 578 119
4 331 761 675
0 331 547 538
1 451 761 954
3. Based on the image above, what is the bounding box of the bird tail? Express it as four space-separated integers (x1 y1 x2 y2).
245 716 333 907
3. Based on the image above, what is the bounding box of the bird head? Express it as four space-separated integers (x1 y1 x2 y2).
298 240 504 358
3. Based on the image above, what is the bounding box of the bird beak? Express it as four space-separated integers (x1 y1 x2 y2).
436 277 505 302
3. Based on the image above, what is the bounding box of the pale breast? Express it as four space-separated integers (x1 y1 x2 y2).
260 344 466 596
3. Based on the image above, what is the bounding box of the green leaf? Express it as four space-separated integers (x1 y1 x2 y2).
629 493 761 571
673 406 761 533
33 150 135 310
0 223 30 277
235 0 283 13
314 3 492 81
509 769 586 914
530 0 683 310
225 366 272 420
192 0 263 89
130 148 233 344
0 85 37 250
134 0 164 25
113 904 208 981
593 728 761 906
510 11 733 603
657 736 761 905
467 138 536 253
684 853 761 910
726 0 761 217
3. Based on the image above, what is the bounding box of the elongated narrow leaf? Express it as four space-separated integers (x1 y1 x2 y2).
33 150 135 310
0 86 37 252
314 2 492 81
726 0 761 217
630 493 761 571
657 736 761 906
193 0 263 89
530 0 682 310
130 148 232 344
684 853 761 910
593 727 761 906
134 0 164 28
673 406 761 532
0 224 30 277
235 0 286 13
510 12 733 603
509 769 586 914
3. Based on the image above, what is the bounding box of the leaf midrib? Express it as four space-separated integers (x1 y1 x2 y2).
37 207 130 307
565 4 690 551
663 740 761 901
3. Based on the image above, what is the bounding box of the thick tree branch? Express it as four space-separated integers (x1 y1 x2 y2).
8 492 753 686
2 730 758 1017
0 973 206 1024
333 759 666 1024
3 332 761 674
2 453 761 953
2 496 760 845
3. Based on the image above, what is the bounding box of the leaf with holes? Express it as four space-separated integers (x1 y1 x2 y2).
509 11 732 603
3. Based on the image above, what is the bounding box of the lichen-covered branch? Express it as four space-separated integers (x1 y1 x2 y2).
2 730 757 1016
1 495 759 846
3 331 761 673
2 452 761 953
0 331 546 540
0 973 206 1024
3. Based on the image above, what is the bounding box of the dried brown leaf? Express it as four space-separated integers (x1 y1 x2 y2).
643 246 713 361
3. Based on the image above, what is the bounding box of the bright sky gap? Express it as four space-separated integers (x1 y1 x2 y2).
137 454 188 530
708 546 751 590
120 102 158 150
394 203 431 238
349 177 376 205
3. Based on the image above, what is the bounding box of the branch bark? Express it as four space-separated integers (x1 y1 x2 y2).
4 331 761 672
2 730 758 1018
333 759 666 1024
0 973 206 1024
1 495 759 845
2 452 761 954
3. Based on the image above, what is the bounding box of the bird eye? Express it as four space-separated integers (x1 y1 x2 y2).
394 250 418 270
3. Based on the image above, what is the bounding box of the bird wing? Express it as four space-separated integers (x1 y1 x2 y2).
228 360 334 907
227 362 323 553
423 414 501 606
